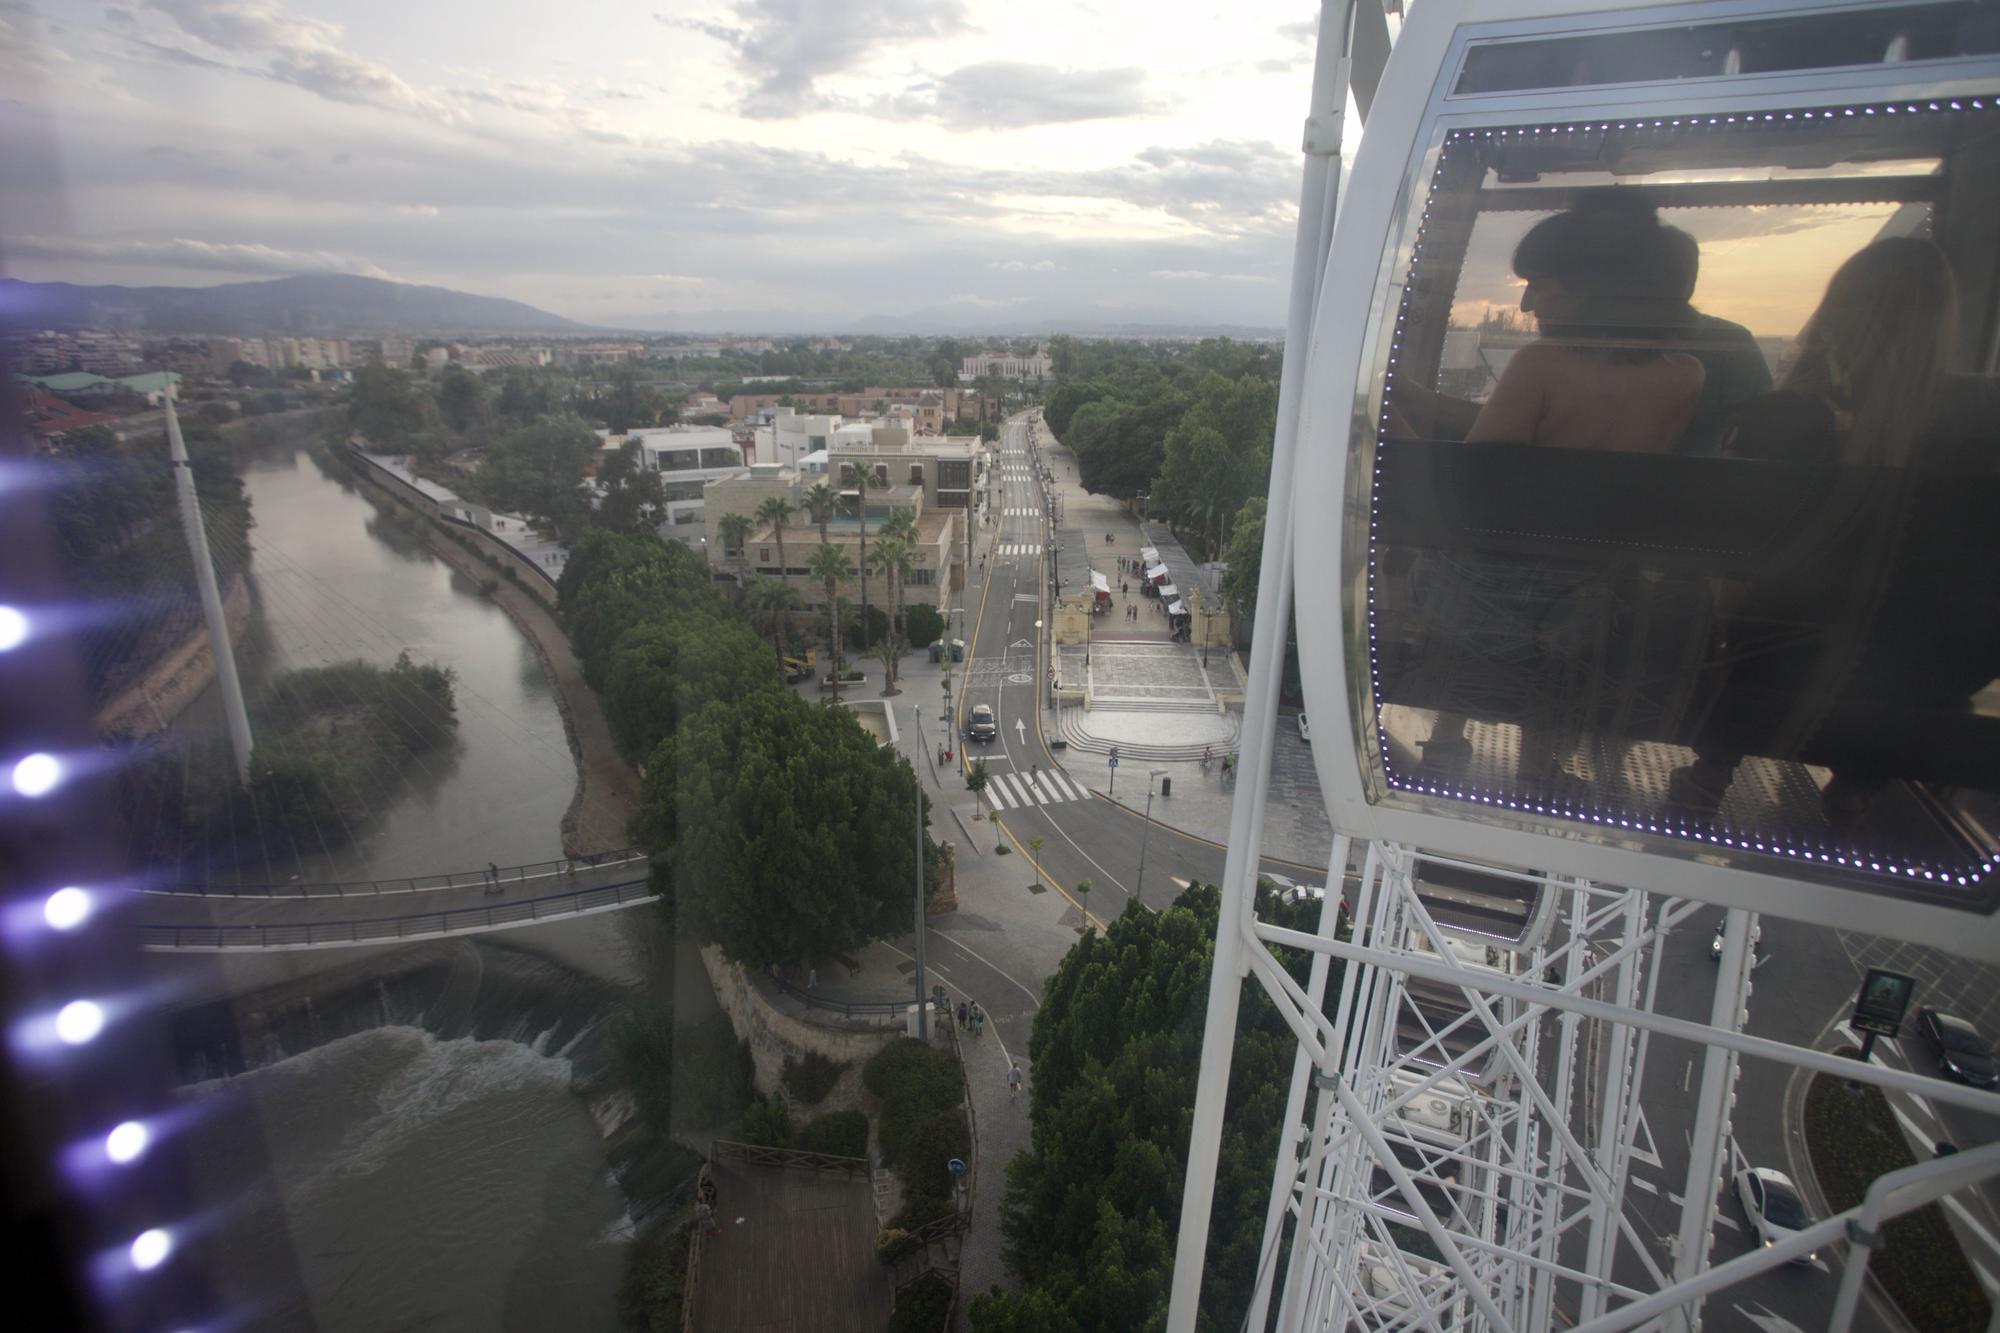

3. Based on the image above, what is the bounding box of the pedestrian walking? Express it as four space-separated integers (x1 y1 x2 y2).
1008 1061 1023 1097
701 1175 718 1212
806 967 817 991
697 1199 717 1237
970 1002 984 1036
957 1001 969 1030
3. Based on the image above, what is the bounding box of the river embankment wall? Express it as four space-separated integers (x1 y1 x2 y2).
92 573 252 738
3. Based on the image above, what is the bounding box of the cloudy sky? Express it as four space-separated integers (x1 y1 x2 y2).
0 1 1323 329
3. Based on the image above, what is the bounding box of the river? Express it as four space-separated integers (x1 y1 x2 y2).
161 439 637 1332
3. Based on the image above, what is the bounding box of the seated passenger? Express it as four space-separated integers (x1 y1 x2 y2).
1660 225 1776 454
1670 236 1991 824
1466 192 1704 452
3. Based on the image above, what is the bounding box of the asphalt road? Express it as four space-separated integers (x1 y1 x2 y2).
957 416 1317 922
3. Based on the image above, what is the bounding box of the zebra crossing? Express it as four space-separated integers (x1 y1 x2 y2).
1003 507 1040 517
994 544 1042 556
982 766 1090 810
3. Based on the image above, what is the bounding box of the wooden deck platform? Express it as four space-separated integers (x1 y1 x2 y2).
690 1158 890 1332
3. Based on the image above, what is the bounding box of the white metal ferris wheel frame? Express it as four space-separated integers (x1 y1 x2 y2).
1166 2 2000 1329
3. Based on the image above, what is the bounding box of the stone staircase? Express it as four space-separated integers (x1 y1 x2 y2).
1086 695 1220 715
1057 711 1241 762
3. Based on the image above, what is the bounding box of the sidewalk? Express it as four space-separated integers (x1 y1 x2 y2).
783 639 1060 1315
1030 423 1339 874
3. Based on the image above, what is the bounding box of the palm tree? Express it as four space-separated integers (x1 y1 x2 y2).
844 465 881 648
802 482 839 544
746 575 800 663
717 511 753 596
807 542 854 702
867 533 915 696
755 494 797 596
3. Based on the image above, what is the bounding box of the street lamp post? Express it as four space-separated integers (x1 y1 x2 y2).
1136 768 1168 909
914 763 928 1039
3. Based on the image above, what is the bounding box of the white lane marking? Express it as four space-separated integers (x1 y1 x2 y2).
1048 769 1082 801
986 781 1011 811
1944 1195 2000 1266
993 773 1026 807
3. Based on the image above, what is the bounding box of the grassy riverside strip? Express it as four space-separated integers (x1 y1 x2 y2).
1803 1054 1992 1332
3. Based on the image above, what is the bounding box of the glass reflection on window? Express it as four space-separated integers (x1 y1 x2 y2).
1364 100 2000 898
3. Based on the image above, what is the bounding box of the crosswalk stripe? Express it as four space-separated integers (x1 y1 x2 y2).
1051 770 1084 801
985 785 1006 811
989 778 1016 810
992 773 1025 807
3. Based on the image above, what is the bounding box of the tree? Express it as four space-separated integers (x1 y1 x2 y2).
968 885 1335 1333
347 360 428 450
601 611 778 760
802 481 839 544
905 601 945 650
844 464 882 649
966 759 990 797
716 511 753 594
1026 835 1045 892
439 362 491 434
987 807 1007 853
600 364 661 433
1152 372 1278 560
597 440 666 535
745 575 800 662
1220 495 1267 624
496 369 555 424
867 531 915 696
480 413 600 535
755 494 797 594
632 689 935 969
807 543 854 699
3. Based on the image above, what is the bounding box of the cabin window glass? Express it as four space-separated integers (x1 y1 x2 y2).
1363 98 2000 900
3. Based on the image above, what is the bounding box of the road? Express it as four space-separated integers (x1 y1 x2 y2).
954 415 1315 922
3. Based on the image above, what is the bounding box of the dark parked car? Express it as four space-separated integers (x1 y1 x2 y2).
1918 1008 1999 1088
966 704 997 743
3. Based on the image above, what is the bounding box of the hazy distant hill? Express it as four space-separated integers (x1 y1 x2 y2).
0 273 593 336
603 298 1284 339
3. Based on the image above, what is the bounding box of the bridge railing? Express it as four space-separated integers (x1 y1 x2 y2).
767 973 915 1017
137 878 654 951
712 1138 871 1177
146 850 650 899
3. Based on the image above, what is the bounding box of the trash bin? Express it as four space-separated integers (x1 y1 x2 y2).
929 640 944 663
1161 777 1171 798
950 639 965 662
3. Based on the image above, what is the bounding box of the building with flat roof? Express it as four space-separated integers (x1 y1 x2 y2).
596 424 749 537
701 460 964 612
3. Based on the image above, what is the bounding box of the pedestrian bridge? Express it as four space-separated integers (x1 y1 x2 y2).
136 851 655 951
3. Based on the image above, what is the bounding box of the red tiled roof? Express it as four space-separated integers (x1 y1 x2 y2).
24 388 118 438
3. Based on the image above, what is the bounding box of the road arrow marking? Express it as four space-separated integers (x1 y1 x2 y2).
1010 637 1032 647
1015 718 1027 743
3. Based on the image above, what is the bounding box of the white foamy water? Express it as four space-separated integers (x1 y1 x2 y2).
184 1027 627 1332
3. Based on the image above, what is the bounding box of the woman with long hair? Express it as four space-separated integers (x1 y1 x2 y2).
1671 235 1963 824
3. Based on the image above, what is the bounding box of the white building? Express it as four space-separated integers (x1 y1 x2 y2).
960 348 1052 380
596 424 747 537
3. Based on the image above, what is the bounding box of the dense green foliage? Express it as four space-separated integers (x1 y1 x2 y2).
477 413 601 534
679 1012 757 1129
866 1039 970 1227
968 885 1332 1333
782 1051 847 1106
740 1094 794 1147
887 1270 956 1333
632 687 934 969
611 1001 677 1131
906 601 945 649
116 653 459 875
1806 1062 1991 1331
51 424 253 704
797 1109 870 1159
617 1218 694 1332
347 361 433 449
1220 496 1267 626
1040 337 1281 569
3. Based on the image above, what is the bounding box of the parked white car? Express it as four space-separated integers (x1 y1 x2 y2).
1735 1167 1817 1264
1297 713 1312 743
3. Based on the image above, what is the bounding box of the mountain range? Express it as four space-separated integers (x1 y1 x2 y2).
1 273 593 337
2 272 1283 341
